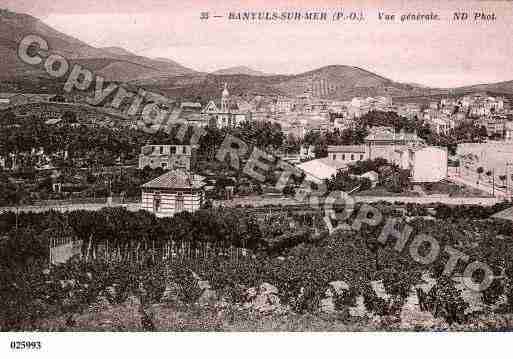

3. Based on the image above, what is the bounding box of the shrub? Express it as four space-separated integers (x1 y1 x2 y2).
426 276 468 325
333 287 358 310
482 278 504 306
169 266 202 304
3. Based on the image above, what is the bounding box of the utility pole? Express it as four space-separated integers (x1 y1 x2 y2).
492 168 495 197
15 183 19 236
506 163 509 199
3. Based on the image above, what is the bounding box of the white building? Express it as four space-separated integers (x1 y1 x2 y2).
430 115 455 135
141 169 206 218
506 121 513 141
295 158 347 184
396 147 448 183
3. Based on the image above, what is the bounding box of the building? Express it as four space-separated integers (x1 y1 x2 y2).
0 93 57 109
138 144 195 170
429 115 455 135
506 121 513 141
397 103 421 120
180 102 203 111
202 83 249 128
299 145 316 160
395 146 448 182
327 145 368 164
330 115 354 131
275 97 294 113
295 158 347 184
475 116 507 137
141 169 206 217
365 127 425 163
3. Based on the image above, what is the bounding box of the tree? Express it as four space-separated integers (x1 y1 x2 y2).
485 170 493 184
476 167 484 184
426 276 468 325
499 175 507 187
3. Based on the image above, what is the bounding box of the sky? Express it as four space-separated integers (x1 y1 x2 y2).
2 0 513 87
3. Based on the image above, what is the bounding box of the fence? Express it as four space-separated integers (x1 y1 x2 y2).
80 238 252 269
33 196 141 207
49 236 83 265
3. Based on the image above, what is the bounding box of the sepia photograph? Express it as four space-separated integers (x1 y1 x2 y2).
1 0 513 356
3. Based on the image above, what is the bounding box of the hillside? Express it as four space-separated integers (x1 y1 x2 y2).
2 8 513 101
272 65 442 99
100 46 136 57
0 9 196 82
454 80 513 95
132 66 443 101
212 66 271 76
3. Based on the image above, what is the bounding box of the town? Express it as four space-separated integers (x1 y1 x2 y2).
1 5 513 338
1 83 513 210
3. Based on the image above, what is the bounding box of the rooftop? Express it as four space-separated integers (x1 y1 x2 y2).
492 206 513 222
45 118 63 125
365 128 423 143
296 158 347 182
327 145 366 153
141 169 205 190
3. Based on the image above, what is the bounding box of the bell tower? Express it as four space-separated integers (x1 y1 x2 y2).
221 82 229 112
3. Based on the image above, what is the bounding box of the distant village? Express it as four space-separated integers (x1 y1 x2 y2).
1 80 513 218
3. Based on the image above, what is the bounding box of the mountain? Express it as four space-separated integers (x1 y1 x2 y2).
131 65 443 101
100 46 136 57
3 9 512 101
212 66 271 76
272 65 443 99
0 8 196 82
453 80 513 95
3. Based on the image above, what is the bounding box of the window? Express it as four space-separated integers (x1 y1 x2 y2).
161 162 167 168
160 146 164 154
175 192 184 212
351 154 355 161
342 154 345 160
170 146 177 154
360 154 364 160
332 154 336 160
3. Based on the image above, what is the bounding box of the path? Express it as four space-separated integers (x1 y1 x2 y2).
448 169 511 200
0 202 141 214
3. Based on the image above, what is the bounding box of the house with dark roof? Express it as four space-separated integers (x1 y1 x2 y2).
141 169 206 217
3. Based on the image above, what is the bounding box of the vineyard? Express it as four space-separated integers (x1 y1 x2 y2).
1 202 513 331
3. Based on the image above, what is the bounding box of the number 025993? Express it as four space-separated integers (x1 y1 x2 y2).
10 341 42 350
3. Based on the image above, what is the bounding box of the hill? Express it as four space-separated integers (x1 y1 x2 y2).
272 65 443 99
454 80 513 95
131 65 444 101
3 8 513 102
0 8 196 82
212 66 271 76
100 46 136 57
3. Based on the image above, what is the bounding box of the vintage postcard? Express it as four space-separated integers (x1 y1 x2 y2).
1 0 513 356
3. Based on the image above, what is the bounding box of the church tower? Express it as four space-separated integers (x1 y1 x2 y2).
221 82 230 112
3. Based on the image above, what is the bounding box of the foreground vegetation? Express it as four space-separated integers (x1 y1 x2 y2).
1 202 513 331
